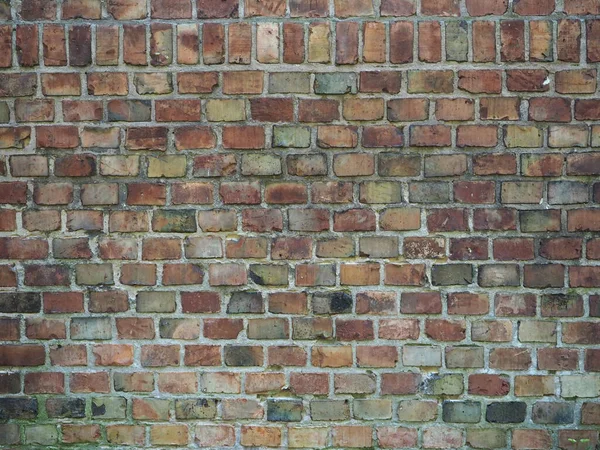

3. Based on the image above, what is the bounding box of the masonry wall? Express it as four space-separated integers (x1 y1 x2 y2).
0 0 600 448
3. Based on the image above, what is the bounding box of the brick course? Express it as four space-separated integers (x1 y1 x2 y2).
0 0 599 447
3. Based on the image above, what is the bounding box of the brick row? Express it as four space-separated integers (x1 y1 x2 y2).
0 421 597 447
7 0 600 20
0 19 599 67
1 0 600 446
2 69 600 98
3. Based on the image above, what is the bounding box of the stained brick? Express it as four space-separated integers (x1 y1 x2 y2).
0 0 596 441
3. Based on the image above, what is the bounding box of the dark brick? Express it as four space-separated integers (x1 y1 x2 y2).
0 397 38 420
0 292 41 313
267 400 303 422
486 402 527 423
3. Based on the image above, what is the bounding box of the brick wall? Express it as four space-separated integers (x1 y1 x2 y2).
0 0 600 448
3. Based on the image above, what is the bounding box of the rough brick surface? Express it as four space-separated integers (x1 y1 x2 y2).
0 1 599 448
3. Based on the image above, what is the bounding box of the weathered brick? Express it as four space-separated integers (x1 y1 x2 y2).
0 0 597 441
68 25 92 66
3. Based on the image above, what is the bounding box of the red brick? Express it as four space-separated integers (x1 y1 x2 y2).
116 318 155 340
108 0 146 19
563 322 600 344
454 181 496 204
151 0 191 18
272 236 312 260
410 125 451 146
16 24 39 66
344 98 384 121
37 126 79 148
96 25 119 65
222 126 265 149
448 293 489 315
363 22 386 62
421 0 459 15
428 209 468 231
360 72 401 94
473 21 496 62
381 373 421 394
43 24 67 66
457 125 497 147
181 292 220 313
202 23 225 64
436 98 474 121
290 373 329 395
197 0 238 17
362 126 403 147
458 70 502 94
220 182 260 205
20 0 56 19
538 348 578 370
334 153 374 176
69 25 92 66
336 22 359 64
514 0 554 15
377 427 418 448
469 374 510 396
175 127 216 150
507 69 550 92
401 292 442 314
246 0 286 16
334 0 374 17
87 72 127 95
425 319 466 341
529 97 571 122
142 238 181 260
122 24 146 65
501 20 525 61
582 403 600 424
390 22 414 63
251 98 293 122
490 348 532 370
290 0 328 16
357 345 398 368
418 21 441 62
282 23 304 63
558 19 581 62
466 0 507 15
334 209 376 232
0 26 12 67
72 372 110 394
88 292 127 315
384 264 426 286
0 182 27 204
312 182 353 203
564 0 600 13
299 99 339 123
570 266 600 287
127 183 167 206
379 319 420 340
317 126 359 148
63 100 102 121
512 430 551 450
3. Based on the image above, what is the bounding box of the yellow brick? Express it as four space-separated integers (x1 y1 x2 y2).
147 156 187 178
504 125 543 148
206 99 246 122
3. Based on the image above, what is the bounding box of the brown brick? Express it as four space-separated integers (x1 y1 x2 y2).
390 22 413 63
419 21 441 62
558 19 581 62
501 20 525 61
43 24 67 66
473 21 496 62
16 25 39 66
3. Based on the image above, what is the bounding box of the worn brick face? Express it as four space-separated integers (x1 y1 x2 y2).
0 1 598 445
